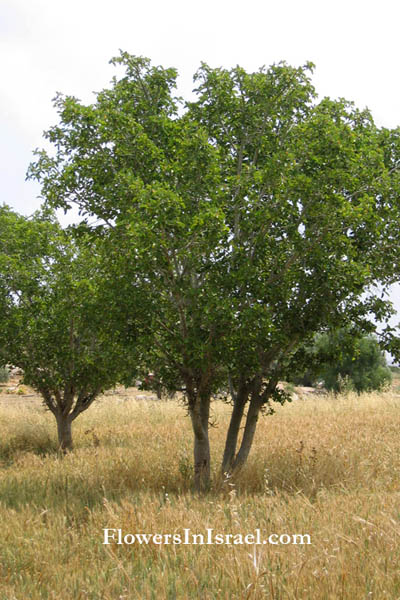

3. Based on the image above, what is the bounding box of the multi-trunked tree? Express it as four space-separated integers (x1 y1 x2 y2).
28 53 400 488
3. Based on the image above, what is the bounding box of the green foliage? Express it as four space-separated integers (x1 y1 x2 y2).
291 330 392 394
28 54 400 381
26 53 400 471
0 366 9 383
316 331 392 394
0 205 139 448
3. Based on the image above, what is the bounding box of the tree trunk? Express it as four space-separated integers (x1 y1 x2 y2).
189 394 211 492
55 412 73 452
231 395 263 472
221 385 248 474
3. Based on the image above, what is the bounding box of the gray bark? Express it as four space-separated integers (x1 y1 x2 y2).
229 376 265 473
189 393 211 492
231 396 263 472
41 386 100 453
55 412 73 452
221 383 248 474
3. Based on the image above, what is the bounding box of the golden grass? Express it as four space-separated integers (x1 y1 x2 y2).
1 390 400 598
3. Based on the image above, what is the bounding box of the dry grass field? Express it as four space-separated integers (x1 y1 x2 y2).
0 379 400 599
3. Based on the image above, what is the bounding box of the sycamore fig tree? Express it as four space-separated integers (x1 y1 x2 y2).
29 53 400 488
0 206 136 451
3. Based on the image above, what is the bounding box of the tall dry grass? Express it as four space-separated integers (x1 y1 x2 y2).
1 389 400 599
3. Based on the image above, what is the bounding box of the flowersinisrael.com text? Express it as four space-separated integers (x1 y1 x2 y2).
103 528 311 546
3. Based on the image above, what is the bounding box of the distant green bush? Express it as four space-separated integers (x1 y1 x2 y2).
317 332 392 394
0 367 10 383
289 329 392 394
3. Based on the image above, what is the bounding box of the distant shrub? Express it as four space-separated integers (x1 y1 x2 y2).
317 333 392 394
0 367 10 383
289 329 392 394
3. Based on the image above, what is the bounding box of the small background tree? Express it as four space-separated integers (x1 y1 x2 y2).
289 328 392 394
315 330 392 394
0 206 137 450
0 366 9 383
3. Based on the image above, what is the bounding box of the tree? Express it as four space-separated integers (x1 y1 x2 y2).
28 53 400 487
310 329 392 394
0 206 136 450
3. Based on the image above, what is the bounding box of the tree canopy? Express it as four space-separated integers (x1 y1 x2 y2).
28 53 400 487
316 330 392 394
0 205 137 450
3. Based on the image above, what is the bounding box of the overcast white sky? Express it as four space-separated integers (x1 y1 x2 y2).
1 0 400 334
